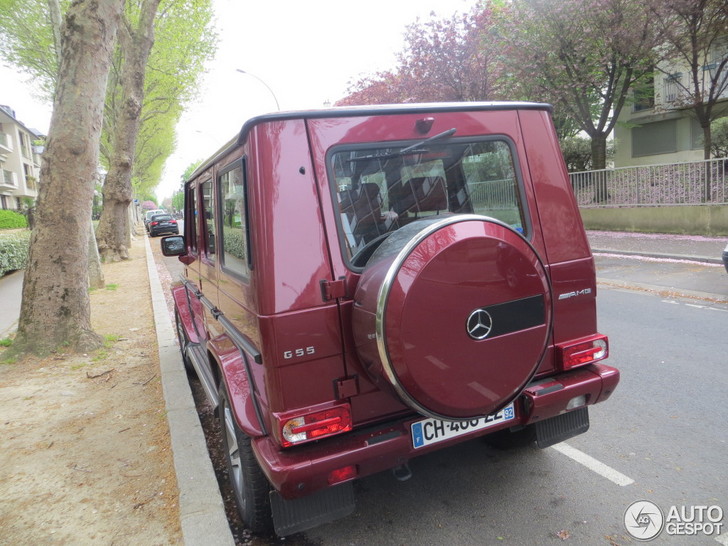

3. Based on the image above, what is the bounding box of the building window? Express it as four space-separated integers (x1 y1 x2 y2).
633 73 654 112
632 119 678 157
663 73 684 104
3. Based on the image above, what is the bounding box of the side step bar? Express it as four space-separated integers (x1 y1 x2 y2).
186 342 219 409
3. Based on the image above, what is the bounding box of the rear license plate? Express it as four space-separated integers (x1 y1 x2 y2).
411 403 515 449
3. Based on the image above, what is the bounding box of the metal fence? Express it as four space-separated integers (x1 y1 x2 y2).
569 158 728 207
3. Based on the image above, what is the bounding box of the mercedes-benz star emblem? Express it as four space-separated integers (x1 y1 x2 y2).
466 309 493 340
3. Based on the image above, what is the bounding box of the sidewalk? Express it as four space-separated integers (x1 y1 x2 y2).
586 230 726 264
0 235 233 545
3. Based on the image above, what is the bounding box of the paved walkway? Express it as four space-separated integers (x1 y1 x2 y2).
587 230 726 264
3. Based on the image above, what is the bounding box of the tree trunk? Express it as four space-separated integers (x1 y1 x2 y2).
13 0 125 355
88 221 105 290
95 0 161 262
590 133 610 203
702 122 712 202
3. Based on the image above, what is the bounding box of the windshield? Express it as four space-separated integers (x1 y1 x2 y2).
329 138 527 266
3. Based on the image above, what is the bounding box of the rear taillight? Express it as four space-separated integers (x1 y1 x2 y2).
557 334 608 371
278 404 352 447
150 221 158 226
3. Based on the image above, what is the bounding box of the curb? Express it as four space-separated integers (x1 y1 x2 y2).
143 236 235 546
592 248 723 265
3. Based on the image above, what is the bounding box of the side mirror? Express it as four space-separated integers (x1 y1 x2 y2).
161 235 185 256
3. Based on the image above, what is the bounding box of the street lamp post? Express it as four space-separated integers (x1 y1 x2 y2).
235 69 280 111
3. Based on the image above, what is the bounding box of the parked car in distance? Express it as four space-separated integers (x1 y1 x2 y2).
148 213 178 237
161 102 620 537
144 209 165 231
723 243 728 273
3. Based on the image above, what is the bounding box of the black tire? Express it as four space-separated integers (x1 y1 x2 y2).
174 310 194 374
218 385 272 534
483 425 536 450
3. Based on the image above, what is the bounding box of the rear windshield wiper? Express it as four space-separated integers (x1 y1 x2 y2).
347 128 457 162
398 128 457 154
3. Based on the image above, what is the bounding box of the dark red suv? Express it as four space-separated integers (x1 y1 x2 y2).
162 103 619 536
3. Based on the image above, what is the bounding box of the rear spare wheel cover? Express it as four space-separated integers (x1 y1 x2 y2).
352 215 552 420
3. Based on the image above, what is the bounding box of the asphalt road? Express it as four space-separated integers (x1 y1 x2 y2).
155 246 728 545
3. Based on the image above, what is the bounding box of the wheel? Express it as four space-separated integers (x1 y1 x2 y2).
174 310 194 374
218 385 272 534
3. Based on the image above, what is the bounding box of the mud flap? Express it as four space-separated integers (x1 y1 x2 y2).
270 482 355 537
535 407 590 448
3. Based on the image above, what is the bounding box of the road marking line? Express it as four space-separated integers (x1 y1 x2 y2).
715 531 728 545
551 442 634 486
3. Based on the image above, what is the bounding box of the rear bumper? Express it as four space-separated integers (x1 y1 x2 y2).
253 363 619 499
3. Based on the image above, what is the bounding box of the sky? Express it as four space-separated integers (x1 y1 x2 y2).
0 0 474 202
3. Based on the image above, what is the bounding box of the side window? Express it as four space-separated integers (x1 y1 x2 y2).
461 141 524 233
201 179 216 260
217 159 250 278
186 184 197 253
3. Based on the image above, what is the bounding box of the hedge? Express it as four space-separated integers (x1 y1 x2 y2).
0 210 28 230
0 231 31 276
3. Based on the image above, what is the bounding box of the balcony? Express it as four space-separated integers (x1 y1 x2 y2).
1 169 17 191
0 132 11 152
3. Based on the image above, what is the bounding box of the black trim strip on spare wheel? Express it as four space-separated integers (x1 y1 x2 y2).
476 294 545 340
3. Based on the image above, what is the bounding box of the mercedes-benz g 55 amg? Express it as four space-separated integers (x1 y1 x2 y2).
161 102 619 536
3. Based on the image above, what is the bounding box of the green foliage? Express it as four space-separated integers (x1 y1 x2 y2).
182 160 203 183
100 0 217 197
0 338 13 347
1 0 216 201
0 230 31 276
0 209 28 229
222 226 246 260
171 190 184 212
0 0 59 100
710 118 728 158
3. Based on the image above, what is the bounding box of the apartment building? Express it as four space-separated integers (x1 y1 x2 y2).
614 40 728 167
0 104 42 210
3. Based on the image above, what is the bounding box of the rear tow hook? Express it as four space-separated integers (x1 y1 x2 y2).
392 463 412 482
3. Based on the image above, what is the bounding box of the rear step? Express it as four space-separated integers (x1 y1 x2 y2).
535 407 590 448
270 482 355 536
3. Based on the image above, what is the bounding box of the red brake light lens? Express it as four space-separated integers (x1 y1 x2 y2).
150 221 158 226
328 465 357 485
557 335 608 370
279 404 352 447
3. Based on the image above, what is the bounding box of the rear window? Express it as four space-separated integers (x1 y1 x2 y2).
152 214 172 221
328 138 528 266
